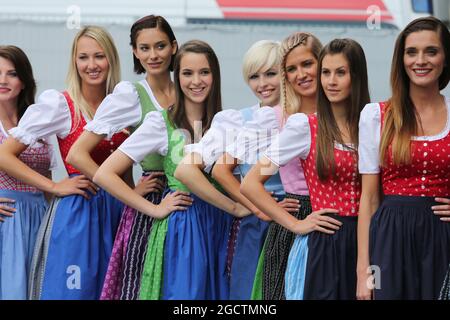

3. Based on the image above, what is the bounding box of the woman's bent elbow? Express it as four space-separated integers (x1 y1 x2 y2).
173 163 186 182
92 170 102 185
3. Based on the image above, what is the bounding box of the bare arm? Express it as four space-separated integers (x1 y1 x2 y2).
94 149 192 219
212 153 271 221
241 157 341 235
174 152 250 218
356 174 381 300
44 170 55 203
122 167 136 189
68 130 166 195
0 137 95 197
66 131 104 180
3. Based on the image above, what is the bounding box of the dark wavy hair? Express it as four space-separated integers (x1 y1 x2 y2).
130 15 177 73
0 45 36 120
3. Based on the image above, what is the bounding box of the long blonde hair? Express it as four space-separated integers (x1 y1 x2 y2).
66 25 121 128
279 32 322 121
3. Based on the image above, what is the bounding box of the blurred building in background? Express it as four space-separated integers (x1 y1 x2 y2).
1 0 449 179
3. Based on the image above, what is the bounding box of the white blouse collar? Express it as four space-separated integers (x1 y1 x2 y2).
141 78 164 111
412 96 450 141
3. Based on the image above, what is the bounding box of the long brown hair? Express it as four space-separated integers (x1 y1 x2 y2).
169 40 222 141
316 39 370 181
0 45 36 120
380 16 450 166
130 15 177 73
279 32 322 120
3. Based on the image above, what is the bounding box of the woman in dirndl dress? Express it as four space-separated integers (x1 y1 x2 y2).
95 40 249 300
242 38 370 299
357 16 450 300
67 15 177 300
207 39 285 300
0 26 126 300
242 32 323 300
213 32 323 300
0 45 54 300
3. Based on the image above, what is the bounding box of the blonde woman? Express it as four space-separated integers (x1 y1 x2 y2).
67 15 179 300
215 33 322 300
210 40 285 300
0 26 125 300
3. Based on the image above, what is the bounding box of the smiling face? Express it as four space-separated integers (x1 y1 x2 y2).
0 56 23 105
179 52 213 107
75 36 109 87
403 30 445 90
320 53 352 105
285 45 318 98
133 27 177 76
247 66 280 107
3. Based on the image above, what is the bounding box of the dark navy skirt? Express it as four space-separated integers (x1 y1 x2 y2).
370 196 450 300
285 214 357 300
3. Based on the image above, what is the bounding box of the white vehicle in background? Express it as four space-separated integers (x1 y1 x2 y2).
0 0 448 29
384 0 449 28
184 0 450 29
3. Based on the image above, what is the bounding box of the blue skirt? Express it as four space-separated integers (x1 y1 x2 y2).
370 196 450 300
0 190 47 300
285 214 357 300
162 192 233 300
229 215 269 299
29 188 123 300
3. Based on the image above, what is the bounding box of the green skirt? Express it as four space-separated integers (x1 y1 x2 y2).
138 218 168 300
250 239 267 300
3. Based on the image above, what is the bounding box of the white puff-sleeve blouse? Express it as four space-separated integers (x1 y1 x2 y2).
184 109 245 173
118 111 168 163
84 80 163 139
227 106 280 165
9 89 72 146
358 103 382 174
264 112 311 167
